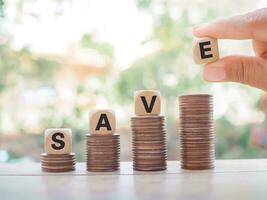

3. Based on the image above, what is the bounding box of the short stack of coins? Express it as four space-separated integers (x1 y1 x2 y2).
86 110 120 172
179 94 215 170
41 153 76 172
131 90 167 171
41 128 76 172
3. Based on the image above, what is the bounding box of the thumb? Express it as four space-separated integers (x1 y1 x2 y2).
202 55 267 91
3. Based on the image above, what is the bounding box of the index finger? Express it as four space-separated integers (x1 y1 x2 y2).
193 8 267 41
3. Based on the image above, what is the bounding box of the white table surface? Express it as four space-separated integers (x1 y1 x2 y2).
1 160 267 200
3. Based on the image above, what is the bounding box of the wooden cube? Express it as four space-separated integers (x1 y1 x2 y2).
44 128 72 154
89 109 116 135
193 37 219 64
134 90 161 116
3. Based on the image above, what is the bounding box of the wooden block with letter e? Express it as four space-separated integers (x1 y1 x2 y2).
89 109 116 135
134 90 161 116
193 37 219 64
44 128 72 155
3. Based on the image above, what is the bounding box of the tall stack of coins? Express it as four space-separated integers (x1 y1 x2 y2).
131 116 167 171
132 90 167 171
41 128 76 172
179 94 215 170
86 110 120 172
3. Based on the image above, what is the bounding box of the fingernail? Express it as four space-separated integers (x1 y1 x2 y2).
203 66 226 82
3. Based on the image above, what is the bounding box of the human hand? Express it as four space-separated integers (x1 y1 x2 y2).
193 8 267 91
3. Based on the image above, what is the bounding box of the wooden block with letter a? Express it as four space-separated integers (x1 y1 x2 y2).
193 37 219 64
134 90 161 116
89 109 116 135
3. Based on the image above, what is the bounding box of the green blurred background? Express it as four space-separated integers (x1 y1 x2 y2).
0 0 267 163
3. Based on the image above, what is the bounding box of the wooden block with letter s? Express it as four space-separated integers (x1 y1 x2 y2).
134 90 161 116
193 37 219 64
89 109 116 135
44 128 72 154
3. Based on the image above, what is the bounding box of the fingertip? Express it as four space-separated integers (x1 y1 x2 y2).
201 68 207 81
202 61 226 82
202 66 212 82
204 60 224 68
261 51 267 60
202 66 226 82
192 23 210 37
192 25 203 37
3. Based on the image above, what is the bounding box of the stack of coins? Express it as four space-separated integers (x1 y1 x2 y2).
87 110 120 172
41 128 76 173
41 153 76 172
131 116 167 171
86 134 120 172
132 90 167 171
179 94 215 170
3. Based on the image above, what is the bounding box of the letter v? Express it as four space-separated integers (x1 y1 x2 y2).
140 96 157 113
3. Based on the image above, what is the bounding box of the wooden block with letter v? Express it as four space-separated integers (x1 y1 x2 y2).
134 90 161 116
193 37 219 64
41 128 76 172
